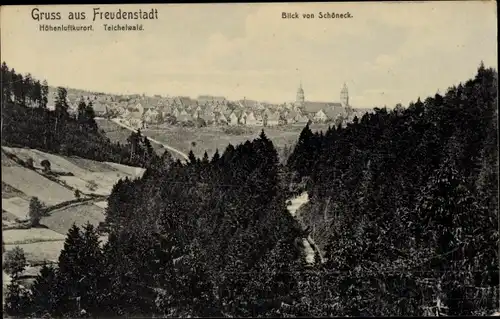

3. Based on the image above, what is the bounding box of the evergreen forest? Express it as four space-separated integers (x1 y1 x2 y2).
2 62 498 317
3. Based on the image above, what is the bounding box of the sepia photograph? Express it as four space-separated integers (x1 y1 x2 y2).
1 1 498 317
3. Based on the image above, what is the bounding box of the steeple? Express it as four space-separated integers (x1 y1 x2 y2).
340 82 349 107
296 80 305 107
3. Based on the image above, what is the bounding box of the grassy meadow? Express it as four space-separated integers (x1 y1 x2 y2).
97 118 330 159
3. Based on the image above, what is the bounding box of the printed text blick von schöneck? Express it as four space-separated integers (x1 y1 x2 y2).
282 12 353 19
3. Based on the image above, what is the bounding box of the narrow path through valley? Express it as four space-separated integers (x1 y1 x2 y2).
286 192 324 265
110 119 190 161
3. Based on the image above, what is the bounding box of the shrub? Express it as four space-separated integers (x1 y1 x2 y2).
164 115 177 125
26 157 34 169
41 159 51 172
86 180 98 191
29 197 46 226
195 118 207 128
222 126 251 135
181 120 195 127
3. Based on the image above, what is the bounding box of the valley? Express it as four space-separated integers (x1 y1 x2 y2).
1 145 145 303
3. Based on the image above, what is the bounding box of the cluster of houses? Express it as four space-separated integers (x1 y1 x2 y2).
116 97 346 129
48 83 369 129
114 97 360 129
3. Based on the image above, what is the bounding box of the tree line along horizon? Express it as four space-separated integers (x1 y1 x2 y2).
1 61 499 317
1 61 165 170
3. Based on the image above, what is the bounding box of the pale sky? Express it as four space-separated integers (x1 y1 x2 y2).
1 2 497 107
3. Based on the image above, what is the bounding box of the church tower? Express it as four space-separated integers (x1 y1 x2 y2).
296 81 305 107
340 83 349 107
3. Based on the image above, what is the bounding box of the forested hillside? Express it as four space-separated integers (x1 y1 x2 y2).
3 64 498 317
5 131 308 318
1 62 161 169
287 63 499 316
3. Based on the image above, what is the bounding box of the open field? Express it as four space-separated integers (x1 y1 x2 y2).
64 156 120 173
96 118 333 159
96 118 190 161
3 146 116 177
4 235 108 266
88 171 132 183
1 146 142 234
1 144 136 304
3 228 66 245
5 241 65 264
141 124 331 159
3 147 83 174
58 175 98 194
1 150 18 167
3 210 19 227
2 166 76 206
57 167 136 196
94 201 108 209
33 149 90 174
2 146 142 197
96 118 166 154
3 210 18 221
61 171 137 195
59 174 118 196
1 182 28 200
41 202 106 235
2 197 31 221
105 162 145 177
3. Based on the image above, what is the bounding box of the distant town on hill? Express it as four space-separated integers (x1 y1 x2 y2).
46 84 373 130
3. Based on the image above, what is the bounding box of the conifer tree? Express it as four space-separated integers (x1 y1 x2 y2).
77 100 88 125
85 101 98 132
3 246 27 278
143 136 154 165
12 71 23 105
287 123 315 179
41 80 49 108
32 80 43 107
188 150 197 165
56 224 85 315
415 159 492 315
5 280 31 316
30 263 58 316
211 149 220 163
24 73 33 106
127 131 141 164
79 223 105 315
54 87 69 118
202 151 209 164
1 61 12 104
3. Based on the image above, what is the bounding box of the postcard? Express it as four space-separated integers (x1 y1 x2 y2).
1 2 498 317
